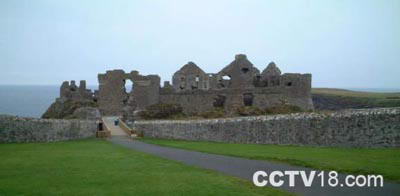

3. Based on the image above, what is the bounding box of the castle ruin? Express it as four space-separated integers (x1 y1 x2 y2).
55 54 314 118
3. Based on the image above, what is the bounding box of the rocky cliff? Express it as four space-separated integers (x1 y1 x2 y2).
42 98 99 120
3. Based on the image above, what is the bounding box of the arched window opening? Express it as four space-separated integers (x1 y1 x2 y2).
123 79 134 94
218 75 231 88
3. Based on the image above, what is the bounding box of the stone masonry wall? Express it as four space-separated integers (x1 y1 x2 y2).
134 107 400 148
160 85 313 115
0 115 97 143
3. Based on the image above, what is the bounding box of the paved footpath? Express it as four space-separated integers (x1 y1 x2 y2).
104 118 400 196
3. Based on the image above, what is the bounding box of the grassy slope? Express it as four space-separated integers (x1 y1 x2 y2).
0 139 289 196
142 138 400 182
312 88 400 98
312 88 400 108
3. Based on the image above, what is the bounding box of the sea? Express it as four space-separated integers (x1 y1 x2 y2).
0 85 96 118
0 85 399 118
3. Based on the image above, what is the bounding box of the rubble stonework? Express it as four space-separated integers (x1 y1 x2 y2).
133 107 400 148
0 115 97 143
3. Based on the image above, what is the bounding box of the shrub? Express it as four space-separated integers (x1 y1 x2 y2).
138 103 184 119
236 106 264 116
199 108 226 119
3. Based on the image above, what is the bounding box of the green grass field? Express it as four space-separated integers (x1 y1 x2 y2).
0 139 289 196
142 138 400 182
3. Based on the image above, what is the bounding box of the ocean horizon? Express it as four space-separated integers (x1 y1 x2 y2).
0 85 399 118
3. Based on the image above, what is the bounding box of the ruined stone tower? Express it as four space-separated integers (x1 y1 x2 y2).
97 70 160 116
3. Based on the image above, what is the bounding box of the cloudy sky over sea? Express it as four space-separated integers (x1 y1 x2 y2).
1 0 399 88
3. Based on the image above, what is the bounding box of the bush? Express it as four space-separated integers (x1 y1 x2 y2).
138 103 184 120
199 108 226 119
264 104 303 115
236 106 264 116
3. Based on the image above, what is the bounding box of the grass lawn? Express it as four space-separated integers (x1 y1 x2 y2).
0 139 289 196
142 138 400 182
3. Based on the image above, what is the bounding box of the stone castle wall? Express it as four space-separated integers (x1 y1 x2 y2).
160 84 313 114
134 107 400 148
0 115 97 143
161 55 313 115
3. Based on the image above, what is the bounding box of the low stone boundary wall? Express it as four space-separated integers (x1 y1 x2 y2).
0 115 97 143
134 108 400 148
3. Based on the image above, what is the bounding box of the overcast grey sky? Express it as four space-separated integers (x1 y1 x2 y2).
0 0 399 88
